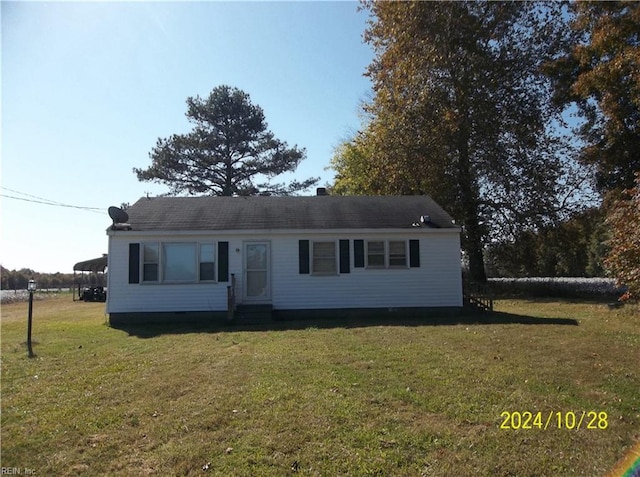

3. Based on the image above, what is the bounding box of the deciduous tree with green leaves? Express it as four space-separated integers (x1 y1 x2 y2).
134 85 318 196
485 208 607 278
543 3 639 299
604 173 640 301
333 2 584 282
543 2 640 193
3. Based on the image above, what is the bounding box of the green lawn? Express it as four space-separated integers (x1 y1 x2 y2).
1 295 638 476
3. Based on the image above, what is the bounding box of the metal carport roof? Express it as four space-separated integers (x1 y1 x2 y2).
73 255 107 273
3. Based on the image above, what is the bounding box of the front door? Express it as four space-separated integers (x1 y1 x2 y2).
243 242 270 302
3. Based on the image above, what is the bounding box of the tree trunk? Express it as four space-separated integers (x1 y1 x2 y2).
223 157 233 196
464 214 487 283
457 121 487 283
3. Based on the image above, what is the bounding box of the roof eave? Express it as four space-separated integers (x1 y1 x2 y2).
107 226 460 237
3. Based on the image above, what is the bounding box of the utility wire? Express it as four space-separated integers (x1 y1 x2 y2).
1 186 75 207
0 187 105 214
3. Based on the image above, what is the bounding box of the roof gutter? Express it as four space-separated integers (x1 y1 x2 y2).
106 226 461 237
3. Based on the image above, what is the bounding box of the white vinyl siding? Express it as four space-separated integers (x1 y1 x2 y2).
107 231 462 315
108 236 227 313
272 234 461 310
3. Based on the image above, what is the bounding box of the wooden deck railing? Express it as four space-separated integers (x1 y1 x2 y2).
463 281 494 312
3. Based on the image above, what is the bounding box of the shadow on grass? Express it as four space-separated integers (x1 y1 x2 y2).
113 310 579 339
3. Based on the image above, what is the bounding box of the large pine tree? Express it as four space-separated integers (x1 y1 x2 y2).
135 85 318 196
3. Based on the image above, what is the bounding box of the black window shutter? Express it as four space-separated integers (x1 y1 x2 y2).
299 240 310 274
339 240 350 274
354 240 365 268
128 243 140 284
409 240 420 267
218 241 229 282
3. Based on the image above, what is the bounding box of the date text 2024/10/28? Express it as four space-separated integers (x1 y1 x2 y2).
500 411 608 430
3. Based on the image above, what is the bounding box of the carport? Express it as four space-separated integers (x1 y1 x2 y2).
73 255 108 301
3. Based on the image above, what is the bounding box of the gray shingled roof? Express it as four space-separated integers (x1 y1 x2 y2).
119 196 458 231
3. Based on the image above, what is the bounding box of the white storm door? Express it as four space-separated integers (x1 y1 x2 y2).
243 242 270 302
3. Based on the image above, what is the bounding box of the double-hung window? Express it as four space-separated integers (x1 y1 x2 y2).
312 241 337 274
366 240 408 268
199 243 215 281
388 241 407 267
366 241 386 268
143 243 159 282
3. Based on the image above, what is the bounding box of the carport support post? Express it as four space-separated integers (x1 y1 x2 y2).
26 281 36 358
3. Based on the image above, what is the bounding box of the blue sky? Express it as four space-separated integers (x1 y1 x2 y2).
1 1 374 274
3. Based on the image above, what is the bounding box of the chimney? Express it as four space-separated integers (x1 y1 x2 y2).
316 187 328 196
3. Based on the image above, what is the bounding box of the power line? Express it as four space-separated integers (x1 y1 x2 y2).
0 187 105 214
1 186 73 207
1 193 104 213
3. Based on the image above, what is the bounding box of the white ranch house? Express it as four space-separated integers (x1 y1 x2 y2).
106 194 463 324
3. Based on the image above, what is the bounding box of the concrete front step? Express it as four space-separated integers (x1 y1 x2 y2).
234 304 274 324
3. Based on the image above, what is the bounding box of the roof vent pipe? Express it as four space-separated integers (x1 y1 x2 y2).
316 187 328 196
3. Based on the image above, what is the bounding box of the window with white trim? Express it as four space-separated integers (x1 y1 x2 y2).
163 243 197 282
199 243 216 281
389 240 407 267
366 240 408 269
312 241 337 274
143 243 159 282
141 242 215 283
366 241 386 268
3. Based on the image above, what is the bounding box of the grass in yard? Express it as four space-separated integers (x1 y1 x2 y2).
1 295 638 476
